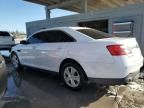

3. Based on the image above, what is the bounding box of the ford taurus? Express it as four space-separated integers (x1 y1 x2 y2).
11 27 143 90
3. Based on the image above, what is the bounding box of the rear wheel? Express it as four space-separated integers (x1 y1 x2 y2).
61 62 86 90
11 53 21 70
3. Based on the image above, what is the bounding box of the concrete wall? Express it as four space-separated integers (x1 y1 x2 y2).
26 3 144 55
109 15 143 43
140 12 144 56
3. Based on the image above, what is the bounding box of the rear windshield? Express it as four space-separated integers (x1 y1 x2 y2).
77 29 109 39
0 31 10 36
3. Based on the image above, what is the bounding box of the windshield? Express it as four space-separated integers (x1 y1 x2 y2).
0 31 10 36
77 28 110 39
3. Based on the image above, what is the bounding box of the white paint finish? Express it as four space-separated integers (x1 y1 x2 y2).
12 27 143 80
31 43 67 71
14 44 34 66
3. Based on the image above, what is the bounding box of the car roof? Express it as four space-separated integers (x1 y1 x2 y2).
37 27 89 32
28 27 93 41
29 26 88 37
29 26 109 42
0 31 9 33
36 26 108 35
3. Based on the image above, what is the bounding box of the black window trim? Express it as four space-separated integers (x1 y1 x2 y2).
27 29 77 44
51 30 77 42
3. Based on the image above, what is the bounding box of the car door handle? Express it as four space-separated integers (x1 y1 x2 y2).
57 47 63 50
17 49 21 52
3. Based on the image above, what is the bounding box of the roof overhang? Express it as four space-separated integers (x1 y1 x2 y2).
24 0 144 12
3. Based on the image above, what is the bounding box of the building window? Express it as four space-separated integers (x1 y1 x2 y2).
112 21 133 37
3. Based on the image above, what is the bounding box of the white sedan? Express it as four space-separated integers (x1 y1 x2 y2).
11 27 143 90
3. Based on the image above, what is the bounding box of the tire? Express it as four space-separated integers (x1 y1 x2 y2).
61 62 86 90
11 53 21 70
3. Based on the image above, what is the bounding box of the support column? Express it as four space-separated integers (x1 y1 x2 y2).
45 6 51 19
81 0 88 13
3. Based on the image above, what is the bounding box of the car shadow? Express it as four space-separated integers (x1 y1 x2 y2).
4 61 108 108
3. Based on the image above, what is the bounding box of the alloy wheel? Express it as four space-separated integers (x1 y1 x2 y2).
63 66 80 88
12 54 19 69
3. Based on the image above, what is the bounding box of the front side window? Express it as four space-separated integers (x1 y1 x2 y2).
27 33 43 44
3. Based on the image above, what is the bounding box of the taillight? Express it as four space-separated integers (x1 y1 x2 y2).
106 44 131 56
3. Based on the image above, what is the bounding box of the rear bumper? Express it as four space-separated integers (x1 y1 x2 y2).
83 56 143 79
89 71 139 85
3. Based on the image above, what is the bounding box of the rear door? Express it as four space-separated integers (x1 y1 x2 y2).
33 30 75 71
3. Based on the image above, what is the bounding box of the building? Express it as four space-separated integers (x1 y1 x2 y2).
24 0 144 55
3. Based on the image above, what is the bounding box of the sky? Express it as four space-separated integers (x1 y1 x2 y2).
0 0 77 33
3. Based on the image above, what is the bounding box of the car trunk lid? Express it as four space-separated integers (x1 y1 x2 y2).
105 37 142 62
0 36 14 45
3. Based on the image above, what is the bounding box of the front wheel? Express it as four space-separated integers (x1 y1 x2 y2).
11 53 21 70
61 62 86 90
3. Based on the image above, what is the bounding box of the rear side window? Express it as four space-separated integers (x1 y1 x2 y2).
0 31 10 36
77 29 109 39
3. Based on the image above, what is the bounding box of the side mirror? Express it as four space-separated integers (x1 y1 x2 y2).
20 40 27 44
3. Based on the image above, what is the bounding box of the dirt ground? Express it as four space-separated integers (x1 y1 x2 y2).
119 80 144 108
84 79 144 108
